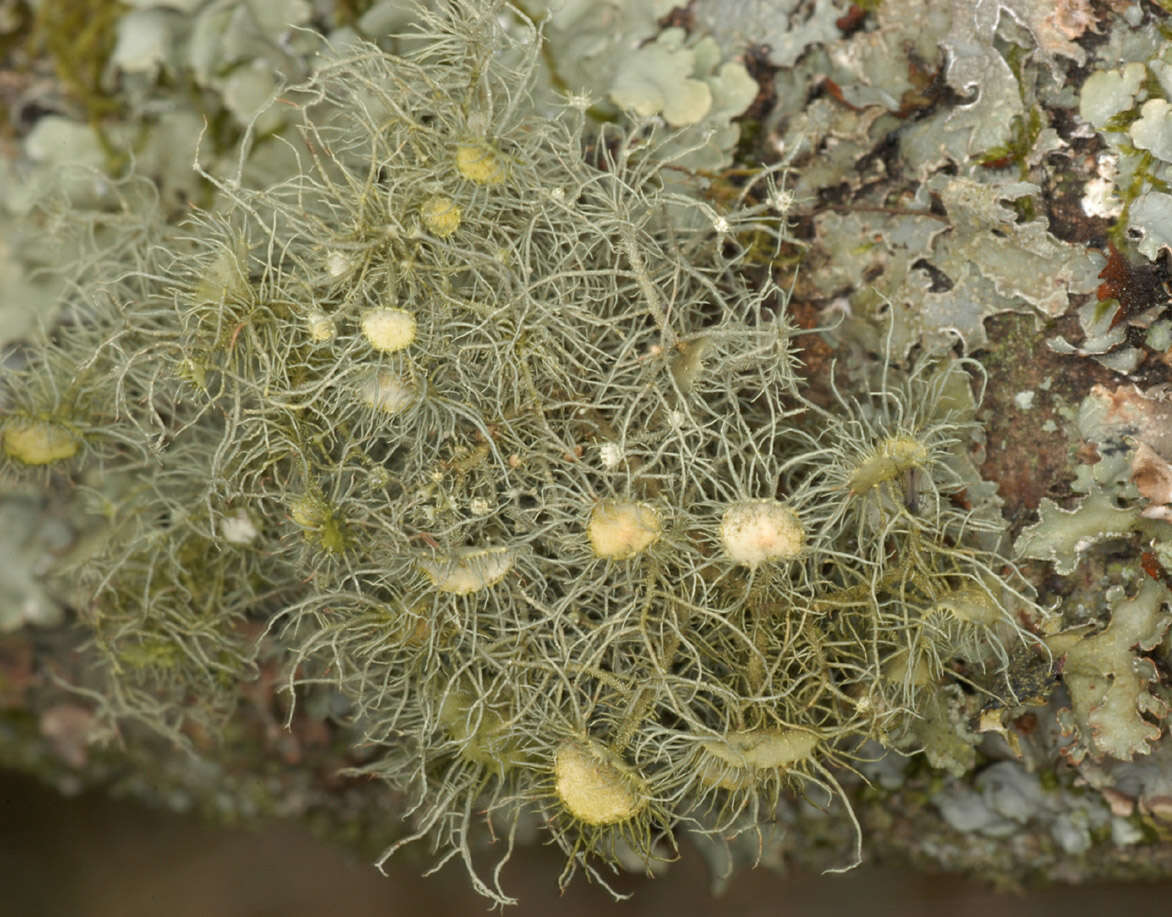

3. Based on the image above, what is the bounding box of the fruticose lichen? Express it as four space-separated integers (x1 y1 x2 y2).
0 0 1065 905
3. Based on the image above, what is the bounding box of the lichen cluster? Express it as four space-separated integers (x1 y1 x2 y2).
0 0 1041 903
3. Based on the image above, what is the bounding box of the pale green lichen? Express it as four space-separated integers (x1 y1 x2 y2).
813 177 1104 358
1073 28 1172 258
1079 62 1147 129
1015 489 1140 576
606 27 757 170
1049 579 1172 762
609 29 715 126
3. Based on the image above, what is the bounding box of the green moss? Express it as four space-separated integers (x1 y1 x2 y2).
33 0 126 166
977 107 1045 214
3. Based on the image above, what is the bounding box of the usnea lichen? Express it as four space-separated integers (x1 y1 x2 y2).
0 0 1049 905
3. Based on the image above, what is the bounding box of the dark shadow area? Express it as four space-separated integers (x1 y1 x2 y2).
2 769 1170 917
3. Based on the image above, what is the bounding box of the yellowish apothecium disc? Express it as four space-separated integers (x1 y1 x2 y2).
288 494 326 528
719 499 803 567
703 728 820 770
306 310 336 342
554 739 646 826
418 546 514 595
357 370 415 415
361 308 417 352
698 728 820 790
2 419 79 465
455 143 508 185
881 647 934 687
587 500 661 559
848 434 929 495
420 194 462 237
